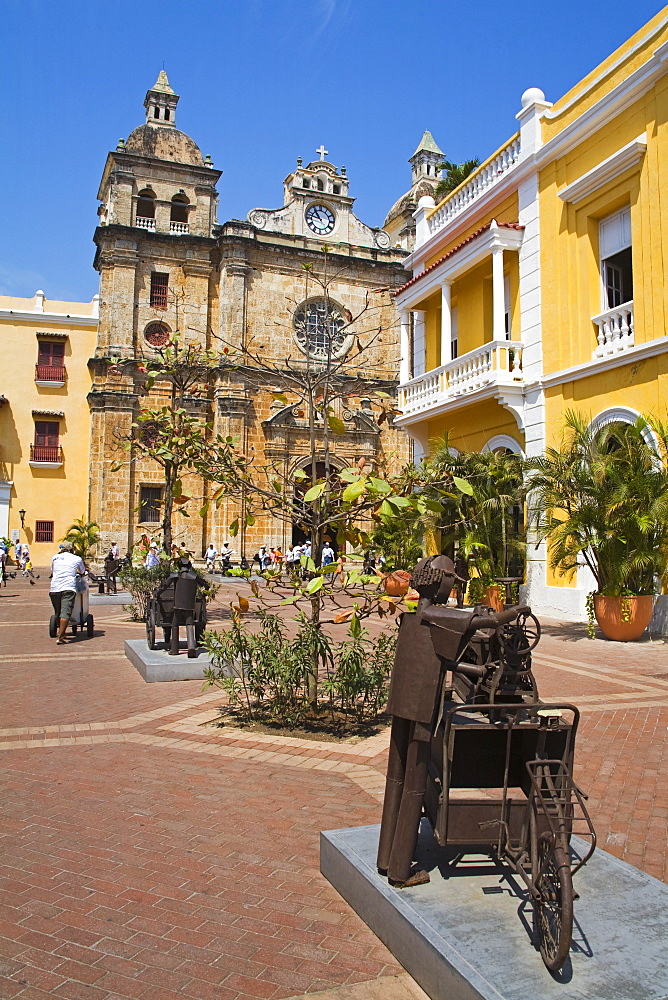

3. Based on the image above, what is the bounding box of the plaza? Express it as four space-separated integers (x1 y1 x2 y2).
1 576 667 999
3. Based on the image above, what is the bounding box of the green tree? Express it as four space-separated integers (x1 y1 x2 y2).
109 331 241 556
421 441 526 584
526 412 668 596
434 159 480 201
61 517 101 560
200 251 468 708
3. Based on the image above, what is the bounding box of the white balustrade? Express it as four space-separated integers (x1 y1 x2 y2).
399 341 523 417
170 221 190 234
592 301 634 357
136 216 156 231
428 136 522 236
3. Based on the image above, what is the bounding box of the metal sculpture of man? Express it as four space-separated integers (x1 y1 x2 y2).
377 554 461 887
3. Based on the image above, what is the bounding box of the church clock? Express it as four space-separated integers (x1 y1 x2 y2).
305 203 335 235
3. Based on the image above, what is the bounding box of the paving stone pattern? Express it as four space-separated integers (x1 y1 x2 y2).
1 577 667 1000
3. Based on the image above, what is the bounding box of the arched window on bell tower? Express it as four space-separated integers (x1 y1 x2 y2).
136 189 156 230
170 194 189 233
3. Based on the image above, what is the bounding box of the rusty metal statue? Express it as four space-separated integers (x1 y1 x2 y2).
376 555 461 887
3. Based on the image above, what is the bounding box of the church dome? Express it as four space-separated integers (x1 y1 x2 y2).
124 124 204 166
384 179 436 228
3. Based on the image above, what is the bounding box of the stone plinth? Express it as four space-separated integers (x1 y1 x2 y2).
321 822 668 1000
125 638 213 682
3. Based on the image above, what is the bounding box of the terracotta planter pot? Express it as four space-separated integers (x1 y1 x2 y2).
593 594 654 641
485 585 504 613
383 571 411 597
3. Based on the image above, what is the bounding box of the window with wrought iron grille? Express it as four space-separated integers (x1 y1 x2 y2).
294 299 349 361
139 486 162 523
35 521 54 543
150 272 169 309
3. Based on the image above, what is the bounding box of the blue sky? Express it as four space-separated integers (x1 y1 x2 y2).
1 0 663 302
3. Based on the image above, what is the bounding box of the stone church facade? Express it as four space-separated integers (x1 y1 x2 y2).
89 72 411 559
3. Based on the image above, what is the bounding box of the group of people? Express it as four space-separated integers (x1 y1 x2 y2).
0 540 39 586
204 542 235 573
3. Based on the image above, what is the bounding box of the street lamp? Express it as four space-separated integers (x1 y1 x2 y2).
18 509 26 529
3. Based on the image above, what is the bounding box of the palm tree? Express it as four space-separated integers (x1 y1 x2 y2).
424 441 526 582
526 412 668 595
61 517 101 561
434 159 480 201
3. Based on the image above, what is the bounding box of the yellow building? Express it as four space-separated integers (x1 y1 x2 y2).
393 10 668 619
0 290 99 565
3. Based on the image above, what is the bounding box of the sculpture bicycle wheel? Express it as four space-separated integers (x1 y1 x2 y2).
498 612 541 661
146 604 157 650
534 834 573 971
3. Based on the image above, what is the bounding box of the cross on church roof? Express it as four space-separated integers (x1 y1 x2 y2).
316 145 328 161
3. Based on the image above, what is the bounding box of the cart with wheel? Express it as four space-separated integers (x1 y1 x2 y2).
424 700 596 971
49 576 94 638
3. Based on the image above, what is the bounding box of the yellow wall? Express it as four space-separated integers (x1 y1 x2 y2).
539 79 668 376
0 294 98 565
427 401 523 454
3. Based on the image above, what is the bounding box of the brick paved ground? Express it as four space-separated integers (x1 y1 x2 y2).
1 575 667 1000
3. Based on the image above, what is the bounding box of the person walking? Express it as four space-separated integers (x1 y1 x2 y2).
322 541 335 578
205 543 218 573
49 540 86 644
14 541 23 568
20 542 30 571
0 545 6 587
145 543 160 569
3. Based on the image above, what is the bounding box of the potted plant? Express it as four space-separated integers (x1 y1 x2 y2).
527 413 668 641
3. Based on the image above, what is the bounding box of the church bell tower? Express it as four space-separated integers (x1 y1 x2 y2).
89 72 222 552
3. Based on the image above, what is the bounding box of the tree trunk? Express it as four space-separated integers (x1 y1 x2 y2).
162 465 175 556
308 596 320 709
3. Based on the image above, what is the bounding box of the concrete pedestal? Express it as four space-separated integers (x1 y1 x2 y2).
321 821 668 1000
124 638 213 682
90 591 132 605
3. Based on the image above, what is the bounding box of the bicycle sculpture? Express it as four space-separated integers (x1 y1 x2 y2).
377 555 596 972
146 558 207 658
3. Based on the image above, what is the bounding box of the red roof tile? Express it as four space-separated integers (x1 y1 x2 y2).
393 222 524 297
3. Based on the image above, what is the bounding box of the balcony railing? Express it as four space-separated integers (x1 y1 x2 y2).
35 364 66 384
399 340 524 419
30 444 63 464
170 221 189 234
428 135 522 238
136 216 156 230
592 300 634 358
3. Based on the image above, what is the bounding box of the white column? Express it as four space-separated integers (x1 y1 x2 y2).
0 481 12 539
440 283 451 367
399 309 410 384
413 310 426 377
492 244 505 342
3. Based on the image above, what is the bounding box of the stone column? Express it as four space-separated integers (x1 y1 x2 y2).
221 263 250 348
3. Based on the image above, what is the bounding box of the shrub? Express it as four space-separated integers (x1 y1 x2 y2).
203 611 395 726
119 563 171 621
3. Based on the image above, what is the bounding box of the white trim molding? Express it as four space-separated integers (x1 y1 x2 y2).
558 135 647 204
395 223 524 311
541 334 668 388
482 434 524 455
